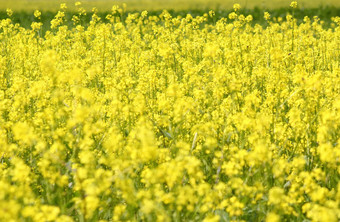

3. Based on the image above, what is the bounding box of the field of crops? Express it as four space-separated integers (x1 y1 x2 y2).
1 0 340 11
0 0 340 221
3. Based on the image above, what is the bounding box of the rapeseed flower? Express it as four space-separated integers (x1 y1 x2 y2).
0 1 339 221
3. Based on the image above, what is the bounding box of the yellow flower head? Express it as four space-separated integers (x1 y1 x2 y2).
290 1 298 8
233 3 241 12
264 12 271 20
6 8 13 17
34 10 41 18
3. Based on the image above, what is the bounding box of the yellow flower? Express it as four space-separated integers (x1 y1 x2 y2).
60 3 67 10
141 199 155 214
290 1 298 8
0 2 339 221
12 122 36 146
266 212 280 222
264 12 271 20
268 187 285 205
233 4 241 12
6 8 13 17
34 10 41 19
203 214 220 222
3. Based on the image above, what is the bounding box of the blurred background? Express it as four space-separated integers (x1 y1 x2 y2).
0 0 339 11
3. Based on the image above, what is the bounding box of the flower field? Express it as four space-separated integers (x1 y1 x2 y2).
1 0 340 11
0 1 340 221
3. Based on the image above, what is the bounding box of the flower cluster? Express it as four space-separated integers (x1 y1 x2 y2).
0 2 339 221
